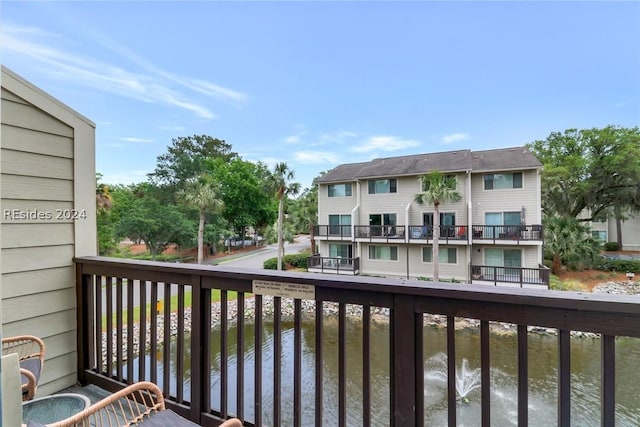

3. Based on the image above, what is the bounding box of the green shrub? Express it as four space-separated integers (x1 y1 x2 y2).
542 259 553 269
594 257 640 273
604 242 620 251
263 253 309 270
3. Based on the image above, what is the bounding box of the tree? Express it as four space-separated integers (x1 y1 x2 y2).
213 158 277 245
543 215 601 275
148 135 238 188
116 193 194 259
96 174 116 255
271 162 301 270
414 171 461 281
290 184 318 254
528 126 640 221
178 174 224 263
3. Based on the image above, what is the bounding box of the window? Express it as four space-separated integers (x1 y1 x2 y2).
485 248 521 268
423 212 456 237
329 214 351 236
368 179 397 194
328 183 352 197
369 213 396 236
484 172 523 190
329 243 352 258
592 230 607 241
368 245 398 260
422 247 457 263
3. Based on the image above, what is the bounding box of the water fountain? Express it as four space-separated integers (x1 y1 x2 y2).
424 353 481 403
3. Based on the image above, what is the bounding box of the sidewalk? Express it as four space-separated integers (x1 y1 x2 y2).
203 246 273 265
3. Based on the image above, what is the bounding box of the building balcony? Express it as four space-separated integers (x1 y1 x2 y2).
407 225 469 243
72 257 639 426
355 225 406 241
471 264 551 288
471 224 543 244
313 225 352 240
307 255 360 275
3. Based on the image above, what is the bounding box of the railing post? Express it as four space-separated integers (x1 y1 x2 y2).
190 273 203 423
75 262 94 385
391 294 417 426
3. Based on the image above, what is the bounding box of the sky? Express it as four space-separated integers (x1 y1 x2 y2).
2 1 639 190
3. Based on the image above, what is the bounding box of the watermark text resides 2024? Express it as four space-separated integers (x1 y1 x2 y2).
3 209 88 221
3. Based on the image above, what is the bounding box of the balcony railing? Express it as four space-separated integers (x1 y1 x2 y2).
76 257 639 426
407 225 468 242
354 225 406 240
472 224 543 242
313 225 352 239
471 264 550 287
307 255 360 275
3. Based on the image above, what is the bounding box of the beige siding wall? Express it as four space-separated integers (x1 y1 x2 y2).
609 216 640 250
316 182 358 223
471 245 541 266
1 71 96 397
471 169 541 225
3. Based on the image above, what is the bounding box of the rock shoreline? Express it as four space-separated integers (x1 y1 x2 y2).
102 281 639 361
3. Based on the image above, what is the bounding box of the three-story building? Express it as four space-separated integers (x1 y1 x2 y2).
310 146 549 287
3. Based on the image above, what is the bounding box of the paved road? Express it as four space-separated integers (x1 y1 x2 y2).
214 234 312 269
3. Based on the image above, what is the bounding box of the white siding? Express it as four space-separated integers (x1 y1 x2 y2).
317 182 358 222
1 68 96 396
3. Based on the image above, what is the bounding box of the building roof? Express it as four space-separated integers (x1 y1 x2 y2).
317 146 541 183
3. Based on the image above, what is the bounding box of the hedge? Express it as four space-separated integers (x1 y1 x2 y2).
603 242 620 251
594 257 640 273
263 253 309 270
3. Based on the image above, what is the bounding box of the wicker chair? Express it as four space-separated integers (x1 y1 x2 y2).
2 335 46 401
25 381 242 427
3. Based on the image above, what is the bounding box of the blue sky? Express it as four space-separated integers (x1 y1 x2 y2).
2 1 639 190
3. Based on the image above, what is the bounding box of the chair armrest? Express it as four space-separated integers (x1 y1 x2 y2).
46 382 166 427
20 367 37 401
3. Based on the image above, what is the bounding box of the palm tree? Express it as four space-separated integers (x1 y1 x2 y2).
178 174 224 263
414 171 462 281
96 173 113 212
271 162 301 270
543 215 601 274
291 185 318 254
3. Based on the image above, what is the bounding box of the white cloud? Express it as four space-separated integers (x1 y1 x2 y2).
118 137 153 143
0 24 245 120
285 135 302 144
350 135 420 153
441 132 470 144
294 151 340 164
318 130 358 144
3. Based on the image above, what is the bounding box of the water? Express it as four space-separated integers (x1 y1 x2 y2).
132 319 640 426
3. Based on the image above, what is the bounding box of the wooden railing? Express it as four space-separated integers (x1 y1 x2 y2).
307 255 359 275
313 225 352 239
471 224 543 241
471 264 550 287
76 257 639 427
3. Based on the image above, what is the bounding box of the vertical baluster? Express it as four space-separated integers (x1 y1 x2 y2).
138 280 147 382
558 329 570 426
163 282 171 397
481 320 491 427
254 294 263 427
116 277 124 381
126 277 134 384
95 275 103 376
221 290 228 417
517 325 528 426
447 316 456 427
363 305 372 427
339 303 347 427
106 276 113 376
601 334 615 426
315 300 324 427
273 297 282 426
150 282 158 385
237 292 245 420
176 285 185 403
294 299 302 427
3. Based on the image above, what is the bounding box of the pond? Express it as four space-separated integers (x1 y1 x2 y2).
140 318 640 426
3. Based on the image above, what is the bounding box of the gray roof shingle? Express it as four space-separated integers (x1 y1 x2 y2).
316 146 541 183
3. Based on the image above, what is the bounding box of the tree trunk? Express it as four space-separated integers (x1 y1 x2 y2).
552 254 562 275
277 197 285 270
616 217 623 250
433 204 440 282
197 210 205 264
309 223 316 254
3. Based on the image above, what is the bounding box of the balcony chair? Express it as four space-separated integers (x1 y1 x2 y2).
2 334 46 401
22 381 243 427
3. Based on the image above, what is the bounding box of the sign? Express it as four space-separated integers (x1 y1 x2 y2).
252 280 315 299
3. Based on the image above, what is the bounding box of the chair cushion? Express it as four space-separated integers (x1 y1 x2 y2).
20 358 42 383
26 421 46 427
139 409 200 426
